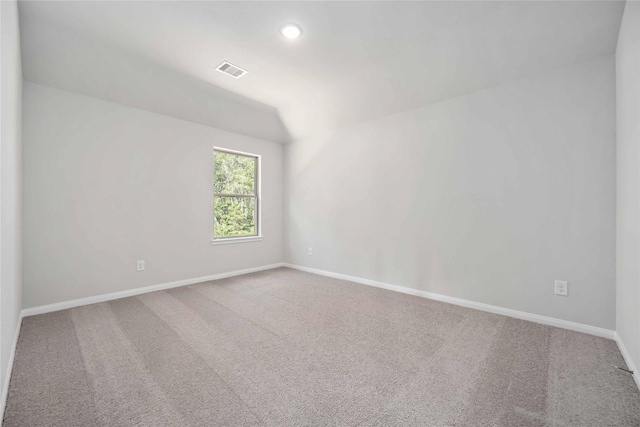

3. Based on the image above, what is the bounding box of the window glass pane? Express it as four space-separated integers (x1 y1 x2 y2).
214 196 256 237
214 151 255 195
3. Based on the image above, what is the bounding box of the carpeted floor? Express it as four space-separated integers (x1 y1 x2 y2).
3 267 640 426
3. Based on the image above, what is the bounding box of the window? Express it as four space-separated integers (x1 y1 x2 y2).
213 148 261 242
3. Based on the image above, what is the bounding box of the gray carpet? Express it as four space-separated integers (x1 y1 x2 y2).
3 267 639 426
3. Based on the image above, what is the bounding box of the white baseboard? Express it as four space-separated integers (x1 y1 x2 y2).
614 332 640 391
1 312 24 421
284 263 616 340
22 262 285 317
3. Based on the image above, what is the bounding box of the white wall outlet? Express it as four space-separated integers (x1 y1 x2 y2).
308 247 313 256
137 260 145 272
555 280 568 296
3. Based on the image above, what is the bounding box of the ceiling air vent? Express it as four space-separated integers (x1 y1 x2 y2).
216 61 247 79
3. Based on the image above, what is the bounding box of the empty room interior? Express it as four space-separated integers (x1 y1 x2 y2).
1 0 640 425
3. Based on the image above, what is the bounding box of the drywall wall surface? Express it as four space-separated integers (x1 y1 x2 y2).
285 56 616 329
1 0 23 397
22 82 283 308
616 0 640 372
19 16 290 144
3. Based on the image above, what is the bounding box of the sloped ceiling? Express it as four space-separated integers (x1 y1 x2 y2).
19 1 625 143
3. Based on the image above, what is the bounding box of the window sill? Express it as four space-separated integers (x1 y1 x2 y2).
211 236 263 246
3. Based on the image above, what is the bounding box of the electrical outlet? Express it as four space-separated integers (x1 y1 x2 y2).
555 280 568 296
308 247 313 256
137 260 145 272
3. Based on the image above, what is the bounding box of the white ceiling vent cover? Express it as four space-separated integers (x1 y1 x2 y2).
216 61 247 79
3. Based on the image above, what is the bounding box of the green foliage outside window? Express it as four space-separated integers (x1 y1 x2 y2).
214 150 258 238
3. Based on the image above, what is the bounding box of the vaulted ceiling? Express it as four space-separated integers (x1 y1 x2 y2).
19 1 625 143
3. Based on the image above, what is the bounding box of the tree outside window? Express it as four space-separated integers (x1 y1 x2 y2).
213 149 259 239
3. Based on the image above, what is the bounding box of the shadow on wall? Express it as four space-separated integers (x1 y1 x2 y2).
21 18 291 144
284 56 616 329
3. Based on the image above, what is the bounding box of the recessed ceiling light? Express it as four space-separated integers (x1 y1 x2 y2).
280 24 302 39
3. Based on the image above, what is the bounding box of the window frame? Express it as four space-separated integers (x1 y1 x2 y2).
211 147 262 245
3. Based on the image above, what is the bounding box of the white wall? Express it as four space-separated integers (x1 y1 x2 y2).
20 16 290 144
285 55 616 329
22 82 283 309
1 0 23 400
616 0 640 373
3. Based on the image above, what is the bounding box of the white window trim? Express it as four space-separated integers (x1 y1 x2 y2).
212 147 262 243
211 236 264 246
